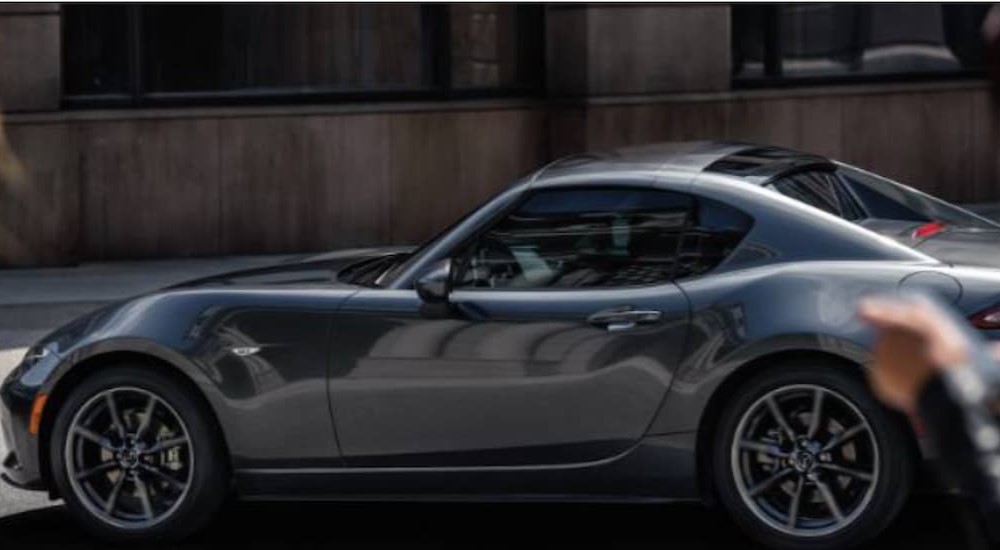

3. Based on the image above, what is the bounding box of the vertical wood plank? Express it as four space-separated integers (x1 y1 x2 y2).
78 118 221 260
0 122 76 266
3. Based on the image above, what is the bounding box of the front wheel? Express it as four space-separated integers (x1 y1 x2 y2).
50 365 229 541
713 363 913 550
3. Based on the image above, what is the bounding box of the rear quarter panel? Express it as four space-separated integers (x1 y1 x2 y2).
649 261 927 434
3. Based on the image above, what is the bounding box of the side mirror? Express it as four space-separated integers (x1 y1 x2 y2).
415 258 453 303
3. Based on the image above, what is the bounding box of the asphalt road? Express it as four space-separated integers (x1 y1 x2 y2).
0 304 991 548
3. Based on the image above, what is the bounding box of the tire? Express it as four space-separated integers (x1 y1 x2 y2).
712 362 913 550
49 365 229 541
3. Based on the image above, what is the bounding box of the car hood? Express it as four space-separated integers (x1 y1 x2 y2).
168 246 414 289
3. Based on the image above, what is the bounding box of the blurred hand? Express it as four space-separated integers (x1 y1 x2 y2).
857 297 974 413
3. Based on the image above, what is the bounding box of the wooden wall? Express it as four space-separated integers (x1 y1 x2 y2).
1 82 998 267
1 104 546 266
552 83 999 205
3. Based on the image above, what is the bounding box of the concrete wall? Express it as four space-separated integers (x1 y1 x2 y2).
0 3 60 112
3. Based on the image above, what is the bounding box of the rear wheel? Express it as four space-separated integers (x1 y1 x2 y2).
713 363 912 550
50 366 228 541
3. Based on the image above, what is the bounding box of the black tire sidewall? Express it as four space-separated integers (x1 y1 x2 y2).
49 365 229 542
712 363 913 550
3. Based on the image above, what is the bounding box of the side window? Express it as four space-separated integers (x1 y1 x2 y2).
766 171 863 221
453 188 753 290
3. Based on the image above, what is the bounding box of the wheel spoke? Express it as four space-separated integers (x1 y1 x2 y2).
819 463 874 482
105 392 127 438
135 477 154 521
748 467 793 497
739 439 790 458
734 385 876 536
135 395 158 441
815 479 845 522
787 476 805 529
807 388 825 439
72 426 117 451
139 464 186 492
68 387 194 527
144 436 190 455
75 461 118 481
821 423 869 452
103 474 126 515
766 396 797 440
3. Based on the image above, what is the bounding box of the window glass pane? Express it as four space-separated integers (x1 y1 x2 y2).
141 4 427 94
734 3 991 81
63 4 131 96
454 189 752 289
767 171 862 220
64 4 544 101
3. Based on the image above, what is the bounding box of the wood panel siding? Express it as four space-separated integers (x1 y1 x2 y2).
553 84 999 205
1 83 997 266
0 104 544 266
1 122 76 266
78 119 222 260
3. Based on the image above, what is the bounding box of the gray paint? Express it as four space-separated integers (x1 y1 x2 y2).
4 141 1000 502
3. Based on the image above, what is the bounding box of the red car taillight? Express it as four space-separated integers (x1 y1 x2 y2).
911 220 947 240
970 304 1000 330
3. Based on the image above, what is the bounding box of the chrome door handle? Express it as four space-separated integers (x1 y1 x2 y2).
587 309 663 332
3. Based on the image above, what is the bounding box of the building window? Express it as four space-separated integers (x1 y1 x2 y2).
733 3 991 86
63 4 544 107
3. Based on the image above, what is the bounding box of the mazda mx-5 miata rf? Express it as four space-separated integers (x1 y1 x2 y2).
7 141 1000 549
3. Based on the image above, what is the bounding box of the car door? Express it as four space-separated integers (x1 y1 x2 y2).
327 186 698 468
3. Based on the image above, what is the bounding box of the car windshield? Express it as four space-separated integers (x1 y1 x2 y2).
837 164 999 230
376 187 520 287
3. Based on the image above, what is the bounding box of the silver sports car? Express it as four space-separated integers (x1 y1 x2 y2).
3 141 999 549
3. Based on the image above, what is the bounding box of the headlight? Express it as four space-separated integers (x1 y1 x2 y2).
20 346 50 369
8 345 54 383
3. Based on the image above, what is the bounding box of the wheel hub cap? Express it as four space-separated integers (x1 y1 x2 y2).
119 447 140 470
791 449 815 473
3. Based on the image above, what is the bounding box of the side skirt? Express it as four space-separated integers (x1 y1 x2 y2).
235 433 699 502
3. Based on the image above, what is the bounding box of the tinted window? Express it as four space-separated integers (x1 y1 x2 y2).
454 188 752 289
63 4 544 105
766 171 863 220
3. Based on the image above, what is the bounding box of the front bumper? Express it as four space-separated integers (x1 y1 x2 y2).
0 362 46 492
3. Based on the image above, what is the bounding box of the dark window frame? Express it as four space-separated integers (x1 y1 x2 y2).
732 4 989 89
62 4 546 109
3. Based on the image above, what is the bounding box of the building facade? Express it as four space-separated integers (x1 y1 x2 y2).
0 3 995 266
